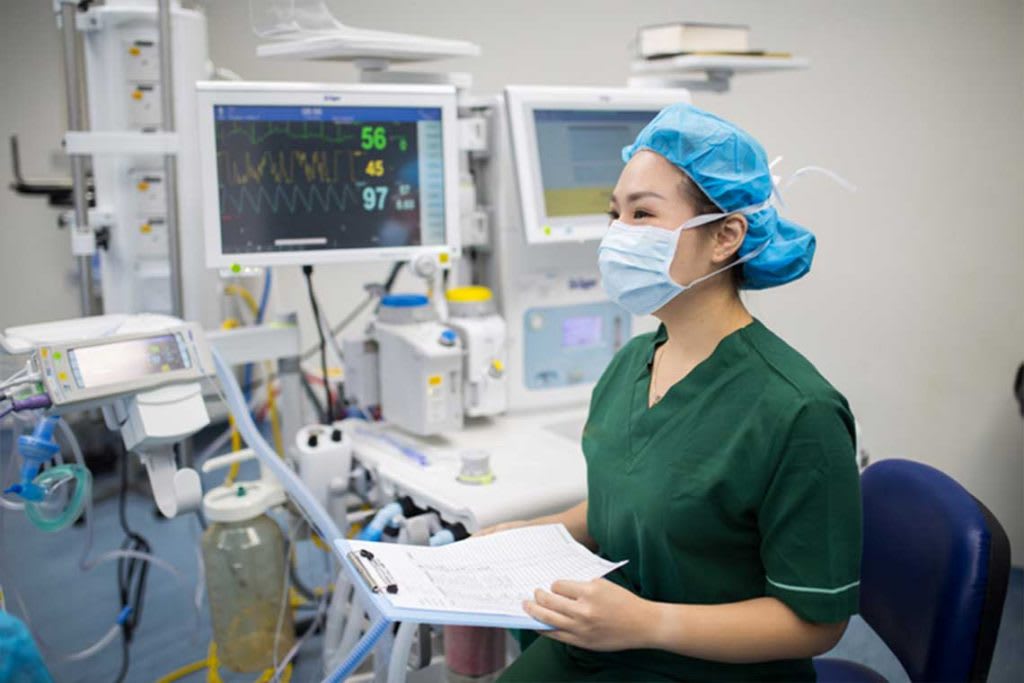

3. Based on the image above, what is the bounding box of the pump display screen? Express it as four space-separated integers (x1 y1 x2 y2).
69 335 189 389
562 316 604 349
212 105 447 254
534 110 657 219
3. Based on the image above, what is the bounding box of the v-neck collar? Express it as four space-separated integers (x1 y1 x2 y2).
626 319 760 464
637 319 759 380
639 323 670 376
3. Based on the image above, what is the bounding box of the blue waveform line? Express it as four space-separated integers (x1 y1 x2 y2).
221 183 363 215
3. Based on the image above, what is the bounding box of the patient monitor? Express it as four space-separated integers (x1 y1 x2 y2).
195 81 462 269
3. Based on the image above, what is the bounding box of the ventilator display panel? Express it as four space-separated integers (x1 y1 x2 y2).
533 110 656 219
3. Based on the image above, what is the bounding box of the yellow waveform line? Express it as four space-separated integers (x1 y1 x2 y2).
219 149 359 186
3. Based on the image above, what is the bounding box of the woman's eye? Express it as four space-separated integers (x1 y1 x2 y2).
607 210 619 220
633 209 651 219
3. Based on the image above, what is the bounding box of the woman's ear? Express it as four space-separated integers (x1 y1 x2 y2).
712 214 748 264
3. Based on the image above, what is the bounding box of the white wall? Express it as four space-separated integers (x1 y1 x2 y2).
2 0 1022 561
0 1 84 328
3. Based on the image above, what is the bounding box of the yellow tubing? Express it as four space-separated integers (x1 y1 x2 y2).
155 658 206 683
158 642 291 683
223 416 243 486
264 361 284 455
223 284 260 318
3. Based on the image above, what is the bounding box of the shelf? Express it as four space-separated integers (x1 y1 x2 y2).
628 54 808 92
631 54 809 75
257 27 481 64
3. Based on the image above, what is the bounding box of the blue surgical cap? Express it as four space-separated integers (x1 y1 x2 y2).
0 611 53 683
622 103 815 289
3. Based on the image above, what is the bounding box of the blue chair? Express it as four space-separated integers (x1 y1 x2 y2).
815 459 1011 682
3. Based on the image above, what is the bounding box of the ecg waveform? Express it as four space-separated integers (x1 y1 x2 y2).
214 116 426 253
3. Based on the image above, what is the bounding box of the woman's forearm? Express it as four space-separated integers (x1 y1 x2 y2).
644 597 846 663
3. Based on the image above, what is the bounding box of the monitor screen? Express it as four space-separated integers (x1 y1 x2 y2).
213 104 447 256
561 315 604 349
506 86 687 243
70 334 190 389
533 110 657 220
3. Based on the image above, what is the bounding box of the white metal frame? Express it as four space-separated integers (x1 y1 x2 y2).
195 81 462 268
505 85 691 244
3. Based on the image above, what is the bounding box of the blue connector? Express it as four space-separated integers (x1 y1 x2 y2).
429 529 455 547
8 416 61 502
356 501 403 542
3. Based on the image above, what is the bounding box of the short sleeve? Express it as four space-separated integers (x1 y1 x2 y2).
759 398 862 623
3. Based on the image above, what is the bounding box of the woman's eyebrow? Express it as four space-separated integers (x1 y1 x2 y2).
610 190 667 203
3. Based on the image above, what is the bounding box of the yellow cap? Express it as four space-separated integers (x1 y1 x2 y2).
446 286 493 304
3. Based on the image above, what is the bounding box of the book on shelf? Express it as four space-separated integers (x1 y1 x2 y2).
637 22 750 59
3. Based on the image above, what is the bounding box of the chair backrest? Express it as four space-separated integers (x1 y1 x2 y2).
860 459 1011 682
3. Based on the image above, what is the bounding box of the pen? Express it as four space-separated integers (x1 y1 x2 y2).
356 427 430 467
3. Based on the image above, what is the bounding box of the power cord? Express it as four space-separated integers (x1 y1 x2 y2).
303 265 335 421
299 260 405 362
114 452 152 683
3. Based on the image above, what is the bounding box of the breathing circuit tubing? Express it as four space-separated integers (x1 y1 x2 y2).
211 347 389 682
0 414 201 663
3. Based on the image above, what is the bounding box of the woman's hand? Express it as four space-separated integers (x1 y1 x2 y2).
523 579 660 652
473 519 532 537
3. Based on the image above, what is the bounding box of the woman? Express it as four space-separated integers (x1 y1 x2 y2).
494 104 861 681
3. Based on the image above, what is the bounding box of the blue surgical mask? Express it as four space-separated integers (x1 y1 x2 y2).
598 204 771 316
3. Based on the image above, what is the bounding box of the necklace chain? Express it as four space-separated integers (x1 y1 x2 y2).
652 345 665 403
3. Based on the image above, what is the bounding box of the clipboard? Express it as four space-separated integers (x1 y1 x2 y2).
334 524 626 631
336 537 553 630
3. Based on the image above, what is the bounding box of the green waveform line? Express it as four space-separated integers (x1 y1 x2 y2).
221 183 362 215
221 121 357 145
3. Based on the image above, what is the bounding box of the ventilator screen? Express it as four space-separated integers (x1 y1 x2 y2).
533 110 656 218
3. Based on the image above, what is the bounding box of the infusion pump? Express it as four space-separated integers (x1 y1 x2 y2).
34 323 213 412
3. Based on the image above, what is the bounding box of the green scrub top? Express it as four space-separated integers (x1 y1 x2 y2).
502 320 861 682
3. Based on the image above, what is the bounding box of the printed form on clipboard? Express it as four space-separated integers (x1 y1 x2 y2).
341 524 627 630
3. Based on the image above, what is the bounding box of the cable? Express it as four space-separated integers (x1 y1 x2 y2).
0 394 51 421
273 517 301 675
383 261 404 293
275 533 334 681
299 261 404 362
257 268 272 322
0 418 199 665
228 269 273 403
115 631 129 683
114 452 152 682
288 545 318 603
0 367 39 395
300 373 328 424
303 265 334 421
300 295 372 362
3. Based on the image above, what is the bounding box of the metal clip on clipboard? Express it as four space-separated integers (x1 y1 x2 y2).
348 548 399 594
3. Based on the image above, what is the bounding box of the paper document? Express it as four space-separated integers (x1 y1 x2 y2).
346 524 626 619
